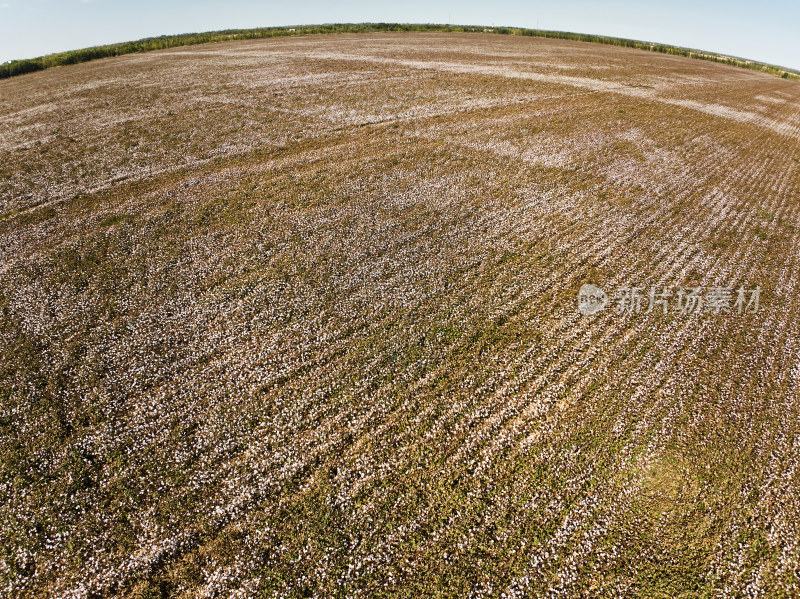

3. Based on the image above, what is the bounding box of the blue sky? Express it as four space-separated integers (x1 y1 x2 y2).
1 0 799 70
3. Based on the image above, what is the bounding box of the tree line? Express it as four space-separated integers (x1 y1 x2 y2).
2 23 798 81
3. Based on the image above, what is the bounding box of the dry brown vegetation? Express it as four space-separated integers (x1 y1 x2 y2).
1 32 800 598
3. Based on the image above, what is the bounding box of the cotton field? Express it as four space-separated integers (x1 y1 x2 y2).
1 32 800 598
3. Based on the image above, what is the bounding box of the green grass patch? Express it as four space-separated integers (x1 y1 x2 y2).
99 213 135 227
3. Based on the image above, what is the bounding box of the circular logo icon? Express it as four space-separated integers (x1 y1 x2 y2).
578 284 608 315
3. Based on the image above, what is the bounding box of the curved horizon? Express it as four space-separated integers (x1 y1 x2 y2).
1 0 799 70
0 22 798 73
1 23 798 83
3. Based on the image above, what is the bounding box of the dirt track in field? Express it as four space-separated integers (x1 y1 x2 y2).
2 33 800 598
